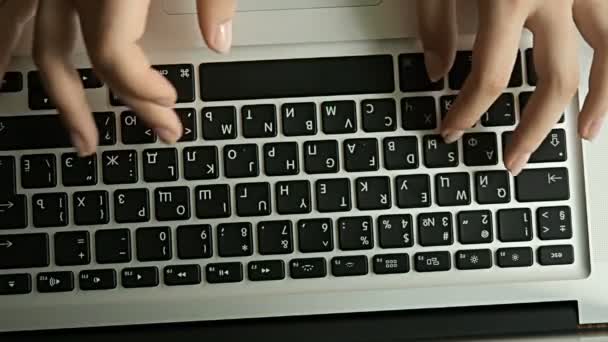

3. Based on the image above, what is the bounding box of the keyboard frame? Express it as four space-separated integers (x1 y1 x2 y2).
0 36 592 332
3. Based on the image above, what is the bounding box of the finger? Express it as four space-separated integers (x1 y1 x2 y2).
505 3 579 175
0 0 37 80
73 0 182 142
441 1 529 143
574 0 608 140
416 0 457 82
196 0 236 54
74 0 178 108
33 0 97 156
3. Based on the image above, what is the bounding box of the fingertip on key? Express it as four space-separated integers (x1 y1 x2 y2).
441 130 464 144
155 127 182 144
505 153 531 177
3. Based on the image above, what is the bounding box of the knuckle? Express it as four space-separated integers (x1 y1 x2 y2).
88 41 119 75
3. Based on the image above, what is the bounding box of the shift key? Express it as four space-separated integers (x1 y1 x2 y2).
0 234 49 269
516 168 570 202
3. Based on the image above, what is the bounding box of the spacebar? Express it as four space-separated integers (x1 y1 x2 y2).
0 115 71 151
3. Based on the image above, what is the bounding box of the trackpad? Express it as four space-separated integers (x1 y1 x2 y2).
164 0 382 14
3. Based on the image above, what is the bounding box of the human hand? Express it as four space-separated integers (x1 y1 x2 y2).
416 0 607 175
0 0 236 156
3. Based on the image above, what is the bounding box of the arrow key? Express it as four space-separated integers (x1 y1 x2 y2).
164 264 201 286
503 129 567 163
0 194 27 229
0 274 31 295
248 260 285 281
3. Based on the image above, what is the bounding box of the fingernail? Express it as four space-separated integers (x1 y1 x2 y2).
155 127 180 143
71 132 91 157
507 153 531 177
424 51 445 82
442 130 464 144
585 119 604 141
212 19 233 54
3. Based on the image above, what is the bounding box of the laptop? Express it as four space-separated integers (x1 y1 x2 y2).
1 0 608 340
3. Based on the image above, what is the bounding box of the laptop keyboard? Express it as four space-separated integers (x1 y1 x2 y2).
0 43 586 296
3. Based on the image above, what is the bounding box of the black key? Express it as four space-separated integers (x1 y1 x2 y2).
73 191 109 226
449 51 522 89
463 133 498 166
503 130 567 163
322 101 357 134
289 258 327 279
383 137 419 170
356 176 391 210
109 90 123 106
315 178 351 212
242 104 277 138
28 89 54 110
54 231 90 266
281 102 317 136
61 153 97 186
195 184 231 219
401 97 437 130
304 140 339 174
21 154 56 188
538 245 574 266
176 108 197 142
525 48 537 86
0 195 27 229
206 263 243 283
218 223 253 257
183 146 218 180
439 95 457 120
0 156 16 195
114 189 149 223
519 92 565 123
0 274 31 295
378 215 414 249
94 112 117 146
153 64 195 103
258 221 293 255
298 219 333 253
538 206 572 240
121 111 156 144
37 272 74 293
338 216 373 250
224 144 259 178
361 99 397 132
344 138 379 172
276 180 312 215
122 267 159 288
0 72 23 92
332 255 368 277
456 249 492 270
136 227 172 261
248 260 285 281
458 211 493 244
154 187 191 221
32 193 68 228
177 225 213 259
399 53 444 92
78 68 103 88
0 233 49 269
143 148 178 182
498 209 533 242
95 229 131 264
201 106 237 140
373 254 410 274
423 135 459 168
481 94 516 127
264 142 299 176
475 171 511 204
164 265 202 286
200 55 394 101
435 173 471 206
395 175 432 208
414 252 451 272
418 213 453 246
497 247 533 268
236 182 271 217
516 168 570 202
79 269 117 291
102 150 138 184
